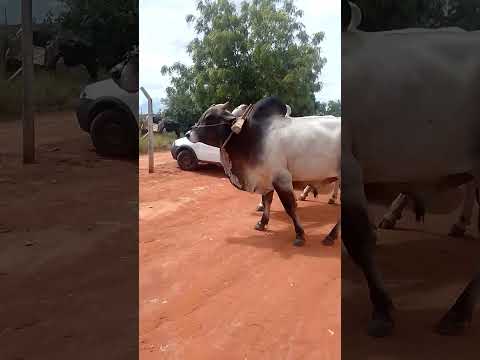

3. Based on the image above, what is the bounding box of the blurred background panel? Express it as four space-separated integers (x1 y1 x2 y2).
0 1 139 359
342 0 480 359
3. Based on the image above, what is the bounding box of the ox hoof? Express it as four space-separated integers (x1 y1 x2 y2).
255 222 266 231
293 238 305 247
256 204 265 212
378 218 396 230
367 315 394 338
448 224 466 238
435 312 471 336
298 195 307 201
328 198 336 205
322 236 335 246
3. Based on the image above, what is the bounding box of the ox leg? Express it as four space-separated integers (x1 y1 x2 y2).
298 185 313 201
437 174 480 335
255 191 274 231
273 176 305 246
436 273 480 335
378 193 409 229
256 195 265 212
449 181 475 238
328 181 340 204
323 221 339 246
342 154 394 337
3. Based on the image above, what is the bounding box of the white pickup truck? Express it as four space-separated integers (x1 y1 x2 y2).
170 131 221 171
76 50 138 157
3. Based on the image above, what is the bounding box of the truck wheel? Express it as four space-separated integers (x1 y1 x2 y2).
177 149 198 171
90 109 136 157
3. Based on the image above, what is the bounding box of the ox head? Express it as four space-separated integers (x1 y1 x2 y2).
187 102 237 147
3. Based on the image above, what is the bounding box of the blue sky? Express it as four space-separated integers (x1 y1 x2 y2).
139 0 341 113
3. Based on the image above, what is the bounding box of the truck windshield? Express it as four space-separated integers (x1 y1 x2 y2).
112 55 139 93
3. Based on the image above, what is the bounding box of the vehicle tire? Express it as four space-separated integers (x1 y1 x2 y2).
177 149 198 171
90 109 137 157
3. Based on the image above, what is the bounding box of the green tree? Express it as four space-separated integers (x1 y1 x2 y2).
315 99 341 116
48 0 138 69
441 0 480 30
353 0 480 31
162 0 326 131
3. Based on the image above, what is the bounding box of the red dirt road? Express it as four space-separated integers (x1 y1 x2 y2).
140 152 340 359
0 113 137 360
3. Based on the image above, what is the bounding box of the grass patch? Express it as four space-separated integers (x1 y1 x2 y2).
0 25 94 117
139 132 178 154
0 65 108 118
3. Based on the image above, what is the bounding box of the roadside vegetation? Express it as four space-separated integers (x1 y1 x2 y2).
1 0 137 119
161 0 335 133
139 132 177 154
0 67 95 117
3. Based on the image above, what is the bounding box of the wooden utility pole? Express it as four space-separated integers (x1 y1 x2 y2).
22 0 35 163
0 8 6 79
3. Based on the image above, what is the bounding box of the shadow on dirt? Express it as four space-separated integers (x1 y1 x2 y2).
249 202 339 227
342 209 480 360
226 203 340 259
378 226 478 242
194 163 226 179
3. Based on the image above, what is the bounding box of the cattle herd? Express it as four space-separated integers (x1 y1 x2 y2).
183 0 480 339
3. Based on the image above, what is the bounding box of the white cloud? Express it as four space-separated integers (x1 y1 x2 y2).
139 0 340 110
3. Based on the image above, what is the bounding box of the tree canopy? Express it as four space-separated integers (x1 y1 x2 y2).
161 0 331 131
353 0 480 31
47 0 138 69
315 99 341 117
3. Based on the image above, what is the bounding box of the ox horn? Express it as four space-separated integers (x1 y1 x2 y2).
348 2 362 32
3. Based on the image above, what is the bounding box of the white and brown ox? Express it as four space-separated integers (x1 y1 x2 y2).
230 104 340 212
342 0 480 338
345 1 479 237
188 97 340 246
